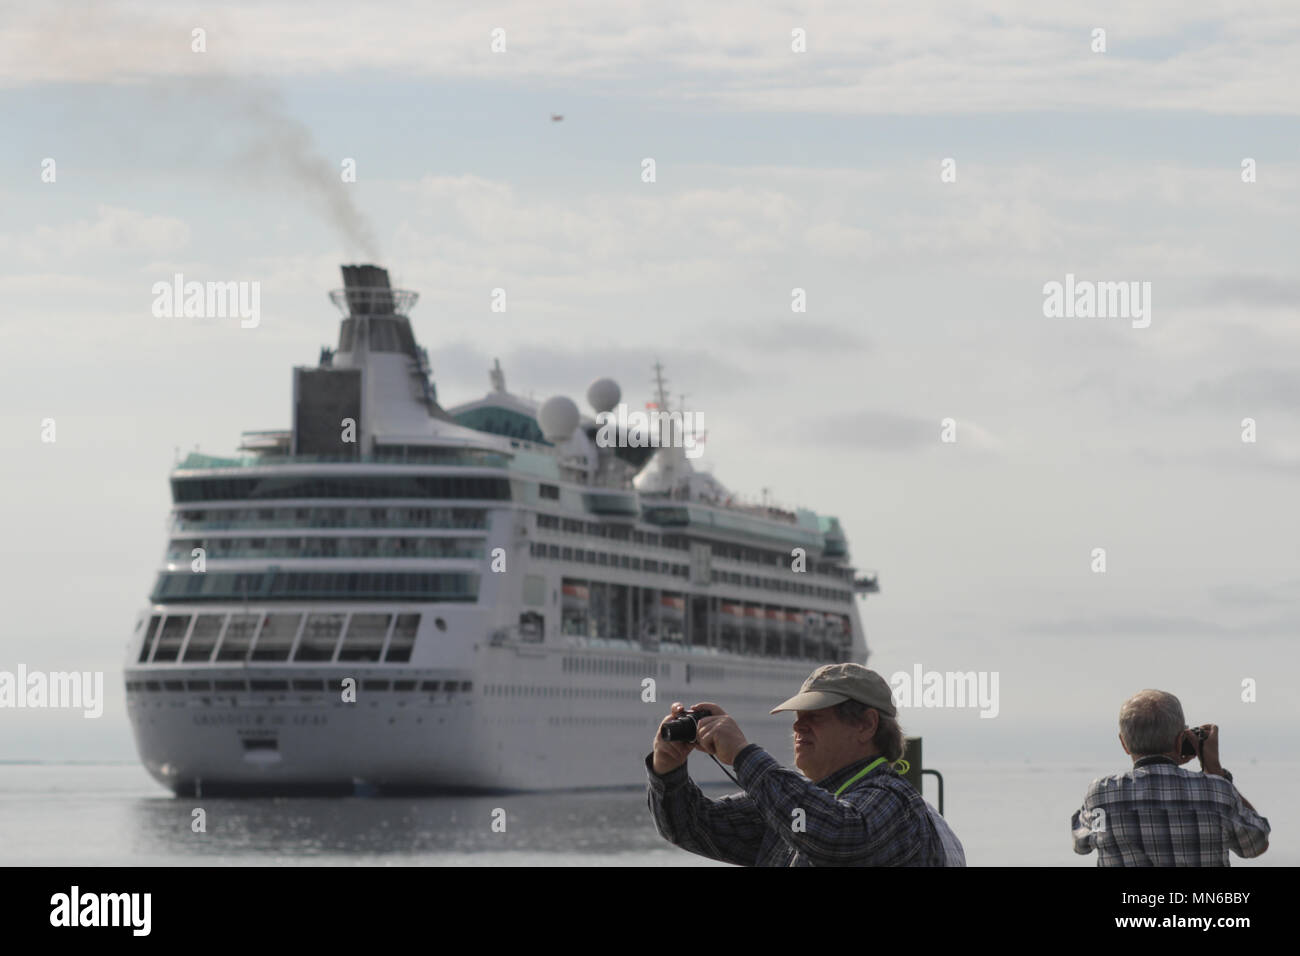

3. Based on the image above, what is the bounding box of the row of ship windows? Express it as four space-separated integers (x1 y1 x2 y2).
150 571 479 603
535 513 854 584
126 678 472 693
529 541 690 578
169 503 852 583
173 506 489 532
137 612 422 664
126 680 708 703
166 537 485 560
171 475 512 504
530 541 851 602
371 445 508 467
128 668 826 695
485 685 653 700
560 656 668 676
684 663 815 683
712 570 852 602
536 514 670 547
711 634 849 658
169 502 852 581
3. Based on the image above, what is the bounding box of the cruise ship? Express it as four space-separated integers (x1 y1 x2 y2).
125 265 880 794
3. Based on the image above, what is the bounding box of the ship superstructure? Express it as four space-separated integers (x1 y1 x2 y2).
125 265 879 794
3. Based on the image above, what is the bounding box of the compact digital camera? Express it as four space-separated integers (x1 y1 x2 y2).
659 707 713 743
1180 725 1208 758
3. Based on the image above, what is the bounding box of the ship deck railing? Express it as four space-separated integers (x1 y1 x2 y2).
176 450 511 470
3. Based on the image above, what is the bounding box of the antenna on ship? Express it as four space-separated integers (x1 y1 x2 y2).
490 358 506 393
651 360 669 411
650 360 673 444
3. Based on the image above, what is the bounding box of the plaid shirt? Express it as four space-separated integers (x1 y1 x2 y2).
1072 759 1271 866
646 744 965 867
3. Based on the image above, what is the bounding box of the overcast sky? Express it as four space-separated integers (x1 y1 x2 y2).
2 1 1298 766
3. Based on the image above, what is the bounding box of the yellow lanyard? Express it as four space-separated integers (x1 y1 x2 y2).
834 757 888 797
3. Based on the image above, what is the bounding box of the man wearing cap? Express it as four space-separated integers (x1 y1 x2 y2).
646 663 965 866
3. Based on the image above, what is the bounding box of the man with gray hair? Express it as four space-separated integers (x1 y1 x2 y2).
1072 689 1270 866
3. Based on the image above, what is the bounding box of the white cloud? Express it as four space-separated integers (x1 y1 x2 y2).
4 2 1299 113
0 205 190 264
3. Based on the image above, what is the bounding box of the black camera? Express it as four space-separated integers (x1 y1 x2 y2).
1180 726 1208 758
660 707 713 743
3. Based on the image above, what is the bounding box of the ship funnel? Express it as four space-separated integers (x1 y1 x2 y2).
330 263 418 317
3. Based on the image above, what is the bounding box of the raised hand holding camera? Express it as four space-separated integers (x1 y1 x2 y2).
1196 723 1222 773
1177 722 1228 777
652 701 749 770
1178 725 1207 763
690 703 749 765
659 705 714 743
651 703 698 775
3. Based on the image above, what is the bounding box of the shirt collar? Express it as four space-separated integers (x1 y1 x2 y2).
1133 755 1177 769
817 753 888 792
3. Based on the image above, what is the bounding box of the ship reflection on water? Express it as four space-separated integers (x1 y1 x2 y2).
123 787 726 863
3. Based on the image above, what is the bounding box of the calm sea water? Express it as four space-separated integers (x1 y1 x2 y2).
0 761 1293 866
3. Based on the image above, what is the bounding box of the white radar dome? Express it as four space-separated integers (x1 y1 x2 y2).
538 395 580 443
586 378 621 414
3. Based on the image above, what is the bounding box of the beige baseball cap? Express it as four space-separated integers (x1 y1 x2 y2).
770 662 897 717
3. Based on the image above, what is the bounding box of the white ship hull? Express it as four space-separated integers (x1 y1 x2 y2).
127 643 831 794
